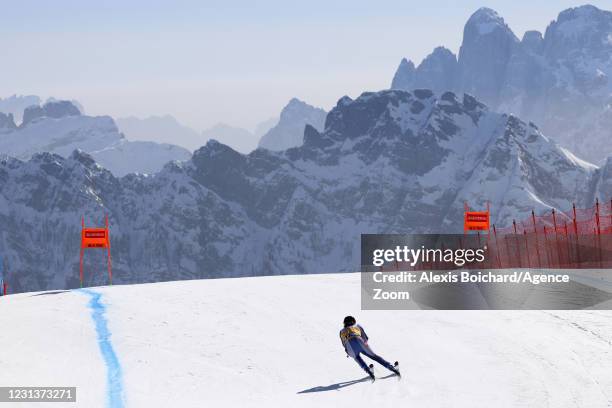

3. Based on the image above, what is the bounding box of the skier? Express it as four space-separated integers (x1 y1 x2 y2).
340 316 399 381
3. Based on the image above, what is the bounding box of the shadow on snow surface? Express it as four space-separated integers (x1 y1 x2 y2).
297 374 397 393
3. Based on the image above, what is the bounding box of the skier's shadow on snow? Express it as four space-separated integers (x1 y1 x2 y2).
297 374 396 393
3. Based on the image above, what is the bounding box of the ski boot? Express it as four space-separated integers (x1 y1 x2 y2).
390 361 401 377
368 364 375 382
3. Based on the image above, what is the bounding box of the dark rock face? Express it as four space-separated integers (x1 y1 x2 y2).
521 30 543 54
391 5 612 164
0 113 16 130
21 100 81 126
543 5 612 61
457 7 519 106
0 90 597 293
42 100 81 119
391 58 416 90
0 95 41 124
22 105 46 125
414 47 458 94
392 49 457 95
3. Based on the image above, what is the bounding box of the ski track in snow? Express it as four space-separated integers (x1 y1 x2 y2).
81 289 125 408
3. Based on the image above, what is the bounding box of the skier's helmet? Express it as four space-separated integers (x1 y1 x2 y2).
343 316 356 327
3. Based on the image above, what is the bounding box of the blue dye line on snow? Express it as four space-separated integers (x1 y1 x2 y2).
81 289 125 408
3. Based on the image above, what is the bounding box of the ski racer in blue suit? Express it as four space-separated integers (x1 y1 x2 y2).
339 316 399 380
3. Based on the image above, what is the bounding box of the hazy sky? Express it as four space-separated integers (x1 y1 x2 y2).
1 0 609 131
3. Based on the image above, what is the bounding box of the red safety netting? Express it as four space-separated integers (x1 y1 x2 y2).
378 199 612 272
488 199 612 269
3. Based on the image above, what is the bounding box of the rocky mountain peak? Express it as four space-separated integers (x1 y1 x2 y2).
258 98 327 151
70 149 98 169
22 100 81 126
22 105 45 125
391 4 612 163
0 95 41 124
391 58 416 90
543 4 612 60
464 7 517 39
521 30 544 53
429 46 455 59
280 98 321 120
413 47 458 94
557 4 607 22
458 8 519 106
43 100 81 118
0 112 16 130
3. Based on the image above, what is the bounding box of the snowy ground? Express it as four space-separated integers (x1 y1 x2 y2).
1 273 611 407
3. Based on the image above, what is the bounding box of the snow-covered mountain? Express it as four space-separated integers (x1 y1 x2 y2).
0 90 604 293
258 98 326 151
116 115 203 151
0 101 191 176
117 115 273 154
391 5 612 163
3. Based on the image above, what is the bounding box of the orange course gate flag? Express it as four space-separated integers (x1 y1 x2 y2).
82 228 109 248
464 211 490 231
464 202 490 232
80 215 113 287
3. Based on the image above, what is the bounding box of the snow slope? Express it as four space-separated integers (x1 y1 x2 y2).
1 273 611 407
